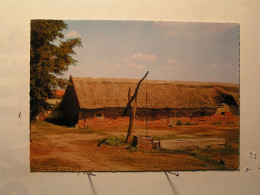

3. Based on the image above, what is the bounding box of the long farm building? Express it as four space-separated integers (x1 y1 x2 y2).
61 76 239 129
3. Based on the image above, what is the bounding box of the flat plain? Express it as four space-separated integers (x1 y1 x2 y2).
30 121 239 172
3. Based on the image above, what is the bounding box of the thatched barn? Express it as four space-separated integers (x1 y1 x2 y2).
61 76 239 128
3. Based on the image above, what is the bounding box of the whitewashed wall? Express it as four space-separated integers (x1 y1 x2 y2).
0 1 260 194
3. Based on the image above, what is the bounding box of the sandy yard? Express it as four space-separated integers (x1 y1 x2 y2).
30 121 239 172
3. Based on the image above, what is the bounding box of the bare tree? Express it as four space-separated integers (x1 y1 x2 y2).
123 71 149 143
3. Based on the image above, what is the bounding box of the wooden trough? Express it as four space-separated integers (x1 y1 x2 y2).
133 135 225 151
160 138 225 150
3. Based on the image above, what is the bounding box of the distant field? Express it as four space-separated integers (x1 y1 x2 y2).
30 121 239 171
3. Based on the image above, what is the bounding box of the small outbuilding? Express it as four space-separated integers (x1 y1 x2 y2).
60 76 239 128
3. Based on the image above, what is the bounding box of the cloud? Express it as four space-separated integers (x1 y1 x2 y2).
167 59 181 65
156 65 178 71
123 53 157 64
125 63 145 69
89 58 147 79
102 53 156 74
113 62 145 69
65 31 81 39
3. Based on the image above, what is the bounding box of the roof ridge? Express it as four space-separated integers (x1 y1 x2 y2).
71 76 238 86
67 75 239 110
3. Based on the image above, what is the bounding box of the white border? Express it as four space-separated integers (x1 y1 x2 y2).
1 1 260 194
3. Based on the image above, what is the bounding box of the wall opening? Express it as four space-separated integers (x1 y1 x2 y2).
200 112 205 117
151 112 156 119
176 112 180 118
95 113 103 118
223 95 237 106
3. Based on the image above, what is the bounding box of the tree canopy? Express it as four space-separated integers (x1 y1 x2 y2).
30 20 82 121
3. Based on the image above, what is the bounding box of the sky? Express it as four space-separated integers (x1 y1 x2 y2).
63 20 239 84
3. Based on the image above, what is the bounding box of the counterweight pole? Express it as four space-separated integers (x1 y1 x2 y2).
146 76 148 137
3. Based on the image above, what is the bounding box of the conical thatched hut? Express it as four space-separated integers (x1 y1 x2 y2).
61 76 239 128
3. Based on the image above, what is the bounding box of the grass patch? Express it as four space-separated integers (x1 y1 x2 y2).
77 129 97 134
176 120 182 126
149 147 229 168
188 150 225 167
185 122 198 125
103 136 140 152
104 136 127 146
226 121 235 124
202 144 239 155
129 146 139 152
211 121 222 125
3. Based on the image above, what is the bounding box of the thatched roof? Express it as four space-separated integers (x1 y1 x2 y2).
70 76 239 110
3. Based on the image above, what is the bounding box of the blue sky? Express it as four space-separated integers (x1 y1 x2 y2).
63 20 239 84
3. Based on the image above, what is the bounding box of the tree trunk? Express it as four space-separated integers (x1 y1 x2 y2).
124 71 149 143
125 99 137 143
125 108 134 143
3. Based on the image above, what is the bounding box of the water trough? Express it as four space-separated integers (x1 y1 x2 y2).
160 138 225 150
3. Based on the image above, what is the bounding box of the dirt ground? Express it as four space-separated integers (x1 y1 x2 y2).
30 121 239 172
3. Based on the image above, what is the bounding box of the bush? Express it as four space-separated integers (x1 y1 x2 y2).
176 120 182 126
129 146 138 152
219 159 225 165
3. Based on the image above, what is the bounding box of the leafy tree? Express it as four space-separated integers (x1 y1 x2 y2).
30 20 82 121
